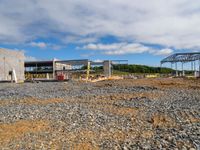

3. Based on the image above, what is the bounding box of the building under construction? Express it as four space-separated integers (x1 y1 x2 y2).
5 48 200 82
0 48 113 82
161 52 200 77
25 59 112 81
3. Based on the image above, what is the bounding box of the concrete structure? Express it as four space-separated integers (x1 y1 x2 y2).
0 48 25 82
25 59 89 80
25 59 113 80
103 60 111 77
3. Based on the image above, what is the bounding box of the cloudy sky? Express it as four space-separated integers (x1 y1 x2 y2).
0 0 200 65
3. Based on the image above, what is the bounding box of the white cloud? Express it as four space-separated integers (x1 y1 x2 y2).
81 42 174 56
29 42 63 50
1 0 200 51
81 43 151 55
153 48 173 56
50 44 63 50
94 59 103 63
63 35 98 44
30 42 47 48
25 56 37 61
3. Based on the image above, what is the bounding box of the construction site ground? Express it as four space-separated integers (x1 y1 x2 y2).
0 78 199 149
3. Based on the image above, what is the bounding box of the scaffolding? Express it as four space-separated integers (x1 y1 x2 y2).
161 52 200 77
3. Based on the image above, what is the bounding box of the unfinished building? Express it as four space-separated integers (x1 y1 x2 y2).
0 48 25 82
161 52 200 77
25 59 112 81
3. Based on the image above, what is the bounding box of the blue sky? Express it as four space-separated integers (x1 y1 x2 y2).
1 0 200 66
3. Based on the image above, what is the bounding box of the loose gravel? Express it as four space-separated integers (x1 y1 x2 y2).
0 79 199 149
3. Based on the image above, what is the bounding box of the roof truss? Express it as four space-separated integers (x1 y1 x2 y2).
161 52 200 64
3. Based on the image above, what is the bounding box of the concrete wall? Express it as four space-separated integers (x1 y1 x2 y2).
0 48 25 81
55 62 72 70
103 60 111 77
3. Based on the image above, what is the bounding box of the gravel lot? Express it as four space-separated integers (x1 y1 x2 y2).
0 78 200 149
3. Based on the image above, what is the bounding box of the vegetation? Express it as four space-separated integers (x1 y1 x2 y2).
82 64 173 74
112 64 173 74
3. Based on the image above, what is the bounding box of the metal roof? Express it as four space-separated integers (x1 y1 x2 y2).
25 61 53 67
25 59 89 67
55 59 89 65
161 52 200 64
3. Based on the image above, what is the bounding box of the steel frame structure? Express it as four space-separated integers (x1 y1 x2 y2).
161 52 200 64
161 52 200 77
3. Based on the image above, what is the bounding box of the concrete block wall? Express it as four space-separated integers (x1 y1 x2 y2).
0 48 25 81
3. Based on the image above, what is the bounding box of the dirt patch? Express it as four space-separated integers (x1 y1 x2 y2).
188 117 200 123
21 98 64 105
94 78 200 89
49 129 127 149
151 114 176 128
0 120 49 146
96 92 164 101
141 130 154 139
73 142 99 150
107 106 138 116
100 130 127 142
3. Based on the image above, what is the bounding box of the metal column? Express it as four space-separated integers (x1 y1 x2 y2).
175 62 178 77
182 62 185 77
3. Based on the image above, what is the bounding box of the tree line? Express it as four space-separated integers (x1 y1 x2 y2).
112 64 173 74
83 64 174 74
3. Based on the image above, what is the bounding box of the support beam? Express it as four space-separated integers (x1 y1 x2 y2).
53 59 56 79
175 62 178 77
86 61 91 81
103 60 111 78
171 63 173 75
191 61 193 71
182 62 185 77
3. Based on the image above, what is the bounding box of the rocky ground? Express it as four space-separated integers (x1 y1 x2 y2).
0 78 199 150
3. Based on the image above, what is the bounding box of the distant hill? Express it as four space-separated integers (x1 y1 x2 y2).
90 64 173 74
112 64 173 74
